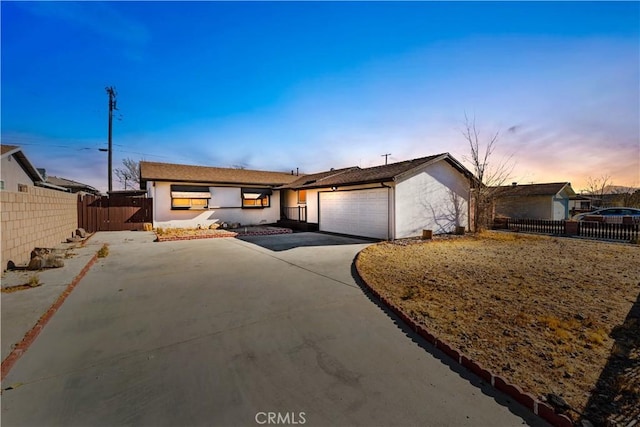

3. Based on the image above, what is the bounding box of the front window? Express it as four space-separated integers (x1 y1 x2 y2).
242 188 272 208
171 198 208 209
298 189 307 204
170 185 210 210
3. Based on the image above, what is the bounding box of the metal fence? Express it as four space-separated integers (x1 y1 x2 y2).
578 221 640 241
502 218 639 242
282 206 307 222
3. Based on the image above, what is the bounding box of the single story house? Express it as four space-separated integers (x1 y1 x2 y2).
492 182 576 221
139 161 300 229
45 174 101 195
141 153 475 240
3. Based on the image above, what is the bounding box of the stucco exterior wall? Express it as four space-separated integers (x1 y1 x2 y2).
1 154 34 191
395 161 469 238
1 186 77 269
495 195 551 219
283 189 307 208
149 181 281 228
553 196 570 220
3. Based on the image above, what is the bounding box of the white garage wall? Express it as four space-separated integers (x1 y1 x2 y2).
306 189 320 223
150 181 281 228
395 161 469 238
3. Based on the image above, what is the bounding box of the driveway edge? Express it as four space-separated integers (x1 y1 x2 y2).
1 252 100 381
353 251 573 427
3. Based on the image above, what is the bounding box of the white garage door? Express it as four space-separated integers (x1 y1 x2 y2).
319 188 389 239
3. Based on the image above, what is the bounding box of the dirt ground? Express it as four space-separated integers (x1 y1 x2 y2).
356 232 640 424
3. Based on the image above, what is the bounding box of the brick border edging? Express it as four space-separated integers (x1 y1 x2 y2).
156 232 238 242
155 228 293 242
353 252 574 427
1 249 101 381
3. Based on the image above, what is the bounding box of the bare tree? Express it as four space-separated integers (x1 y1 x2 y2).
583 175 612 208
461 113 513 231
421 187 468 235
609 185 640 208
114 158 141 190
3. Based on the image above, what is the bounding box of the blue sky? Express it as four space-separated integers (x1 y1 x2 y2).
2 1 639 193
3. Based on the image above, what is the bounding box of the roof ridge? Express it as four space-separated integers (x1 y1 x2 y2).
140 160 298 176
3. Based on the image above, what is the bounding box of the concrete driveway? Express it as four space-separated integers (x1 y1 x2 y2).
1 232 547 426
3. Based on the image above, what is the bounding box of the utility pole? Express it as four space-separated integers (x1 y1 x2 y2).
381 153 391 165
106 86 117 193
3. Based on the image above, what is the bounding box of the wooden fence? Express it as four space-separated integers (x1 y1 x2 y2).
78 194 153 232
501 218 639 243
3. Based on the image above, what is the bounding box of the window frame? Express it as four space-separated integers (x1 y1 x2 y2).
170 185 211 210
241 188 272 209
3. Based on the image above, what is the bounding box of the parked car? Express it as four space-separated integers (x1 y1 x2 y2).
572 207 640 223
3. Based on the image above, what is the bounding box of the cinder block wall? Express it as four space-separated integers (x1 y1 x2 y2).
1 186 78 269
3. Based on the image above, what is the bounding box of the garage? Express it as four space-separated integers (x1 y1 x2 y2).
319 188 389 239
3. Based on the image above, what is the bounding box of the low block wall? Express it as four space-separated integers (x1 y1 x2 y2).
1 187 78 269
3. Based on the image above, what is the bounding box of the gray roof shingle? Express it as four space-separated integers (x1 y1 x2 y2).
492 182 574 197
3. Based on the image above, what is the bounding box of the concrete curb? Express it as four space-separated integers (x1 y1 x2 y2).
1 251 100 381
354 252 574 427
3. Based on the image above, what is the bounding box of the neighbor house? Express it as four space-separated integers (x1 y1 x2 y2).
1 145 68 192
139 161 301 229
1 145 77 268
45 175 101 195
492 182 576 220
279 153 474 239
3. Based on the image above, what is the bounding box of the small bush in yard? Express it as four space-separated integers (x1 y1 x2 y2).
28 274 41 287
97 244 109 258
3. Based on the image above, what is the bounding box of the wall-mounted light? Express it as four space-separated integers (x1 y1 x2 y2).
331 186 338 191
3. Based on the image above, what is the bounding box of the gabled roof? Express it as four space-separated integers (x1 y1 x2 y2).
0 144 44 183
47 176 100 194
281 153 474 190
493 182 575 197
139 161 301 189
1 144 20 156
279 166 361 189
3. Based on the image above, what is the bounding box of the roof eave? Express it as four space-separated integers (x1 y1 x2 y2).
12 149 44 183
298 178 395 190
140 177 291 187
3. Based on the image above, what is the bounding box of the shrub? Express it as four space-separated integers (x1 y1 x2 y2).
28 274 41 287
97 244 109 258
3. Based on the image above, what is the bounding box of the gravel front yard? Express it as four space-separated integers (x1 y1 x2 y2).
356 232 639 424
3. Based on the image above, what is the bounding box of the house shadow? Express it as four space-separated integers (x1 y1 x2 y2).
236 231 376 252
581 292 640 425
349 261 552 427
